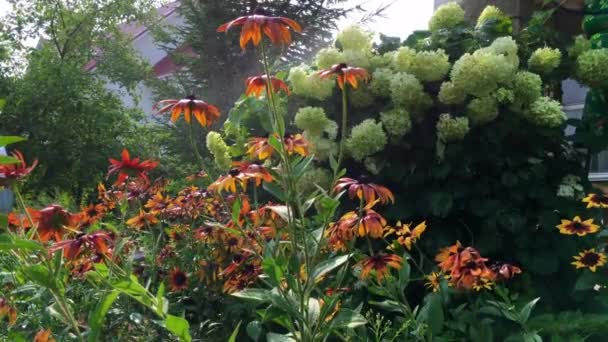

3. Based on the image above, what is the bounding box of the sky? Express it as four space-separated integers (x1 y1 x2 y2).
0 0 434 40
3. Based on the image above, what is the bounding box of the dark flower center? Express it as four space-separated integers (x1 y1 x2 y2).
87 208 98 216
228 168 241 177
227 237 239 246
594 194 608 204
186 95 196 100
252 7 268 16
173 271 187 286
581 252 600 266
568 222 589 233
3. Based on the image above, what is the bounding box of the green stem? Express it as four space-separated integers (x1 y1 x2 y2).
188 120 205 169
52 291 84 341
337 87 348 172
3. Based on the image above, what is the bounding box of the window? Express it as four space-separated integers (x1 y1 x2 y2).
562 80 608 181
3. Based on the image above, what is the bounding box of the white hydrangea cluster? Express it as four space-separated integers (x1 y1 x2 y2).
389 72 432 113
342 49 372 69
288 65 335 100
481 36 519 67
324 120 339 140
528 47 561 75
429 2 465 32
206 131 231 170
466 96 499 125
436 114 470 143
294 106 330 136
364 157 385 175
494 87 515 104
315 47 342 69
297 167 332 193
349 86 375 108
346 119 387 161
392 47 451 82
380 108 412 138
523 97 567 128
450 50 516 98
305 133 337 161
557 174 584 199
568 35 591 59
577 49 608 87
438 81 466 105
336 25 373 52
476 5 509 27
510 71 542 112
370 68 394 96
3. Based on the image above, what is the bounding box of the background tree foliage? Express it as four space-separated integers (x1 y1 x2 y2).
0 0 157 197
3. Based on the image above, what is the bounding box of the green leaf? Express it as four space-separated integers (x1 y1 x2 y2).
266 332 296 342
417 292 444 334
22 264 61 292
231 198 242 226
310 254 349 283
263 182 287 202
398 258 411 292
574 271 604 291
292 155 314 179
262 257 284 286
156 283 167 316
88 290 120 342
246 320 263 342
164 314 192 342
331 309 367 329
268 134 283 153
110 275 154 308
0 214 7 229
519 297 540 323
0 234 43 251
231 288 271 303
369 300 408 314
0 136 25 147
228 321 241 342
0 156 20 164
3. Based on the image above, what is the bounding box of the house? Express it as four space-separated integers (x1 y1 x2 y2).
85 1 186 116
434 0 608 181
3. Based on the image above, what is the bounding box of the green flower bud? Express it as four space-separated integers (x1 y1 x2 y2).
316 47 343 69
337 25 373 52
438 81 466 105
389 73 432 112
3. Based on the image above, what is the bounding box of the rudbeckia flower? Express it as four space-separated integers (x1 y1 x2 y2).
29 204 80 242
234 161 274 185
386 221 427 250
168 268 189 292
334 177 395 205
48 231 111 260
572 249 607 272
247 137 274 160
156 95 221 127
79 203 106 226
425 272 446 292
107 149 158 186
284 134 309 157
556 216 600 236
318 63 370 89
217 9 302 49
0 150 38 186
582 193 608 208
33 329 55 342
145 192 172 214
207 168 249 193
245 75 290 98
126 210 159 230
357 253 403 282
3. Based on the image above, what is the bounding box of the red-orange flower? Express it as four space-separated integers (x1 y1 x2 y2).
284 134 309 157
247 137 274 160
48 231 111 261
108 149 158 186
126 210 159 230
234 161 274 185
357 253 403 282
245 75 290 98
334 177 394 205
168 268 189 292
145 192 172 214
29 205 80 242
33 329 55 342
318 63 370 89
0 150 37 186
207 168 250 193
79 204 106 226
217 9 302 49
156 95 221 127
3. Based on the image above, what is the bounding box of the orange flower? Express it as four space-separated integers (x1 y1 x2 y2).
247 137 274 160
126 210 159 230
97 183 121 210
234 161 274 185
29 205 79 242
168 268 189 292
284 134 309 157
145 192 172 214
435 241 462 264
217 9 302 49
318 63 370 89
107 149 158 186
34 329 55 342
582 193 608 208
79 203 106 226
357 253 403 283
425 272 446 292
334 177 394 205
48 231 111 261
556 216 600 236
386 221 427 250
0 150 38 186
207 168 249 193
156 95 221 127
245 75 290 98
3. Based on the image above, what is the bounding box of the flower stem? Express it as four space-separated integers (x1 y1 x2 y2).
337 87 348 172
188 121 205 170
